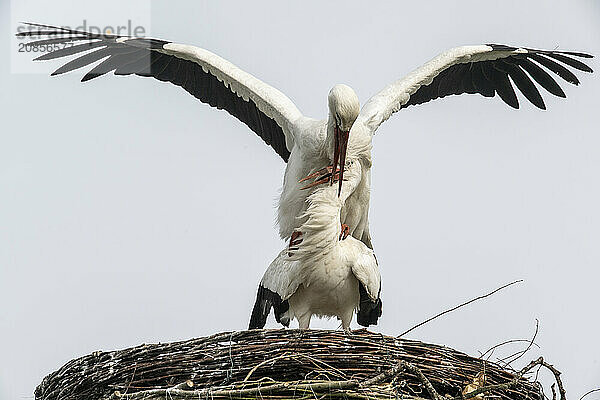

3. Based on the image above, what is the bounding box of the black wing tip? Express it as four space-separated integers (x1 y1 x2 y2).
16 22 124 41
488 43 594 61
357 299 382 327
20 21 62 28
81 74 97 83
404 43 591 112
357 284 382 328
560 50 594 59
16 22 67 35
249 299 270 330
249 285 288 329
496 88 519 109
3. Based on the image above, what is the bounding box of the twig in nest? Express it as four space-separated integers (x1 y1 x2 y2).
111 380 357 399
498 319 539 368
479 339 540 361
243 352 347 382
398 280 523 337
243 352 292 381
542 360 567 400
452 357 566 400
462 371 487 400
390 361 444 400
108 361 439 400
172 381 194 390
360 360 444 400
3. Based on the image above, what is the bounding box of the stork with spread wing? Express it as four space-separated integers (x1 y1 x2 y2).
19 24 594 328
19 24 593 256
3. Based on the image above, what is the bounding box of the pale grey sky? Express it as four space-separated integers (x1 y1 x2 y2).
1 1 599 400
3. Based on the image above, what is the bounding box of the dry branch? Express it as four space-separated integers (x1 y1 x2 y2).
580 388 600 400
454 357 566 400
398 279 523 337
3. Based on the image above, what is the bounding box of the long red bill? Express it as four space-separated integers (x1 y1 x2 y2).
337 129 349 197
331 126 340 188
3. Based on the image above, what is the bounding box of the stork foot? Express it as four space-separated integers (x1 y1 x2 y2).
339 224 350 241
288 231 303 257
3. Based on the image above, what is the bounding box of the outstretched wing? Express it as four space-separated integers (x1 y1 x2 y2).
18 23 305 162
357 44 593 133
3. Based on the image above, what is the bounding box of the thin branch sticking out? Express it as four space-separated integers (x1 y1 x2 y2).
398 279 523 337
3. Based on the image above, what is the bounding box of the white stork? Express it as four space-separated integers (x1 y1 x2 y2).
20 24 593 329
249 159 381 331
18 23 593 257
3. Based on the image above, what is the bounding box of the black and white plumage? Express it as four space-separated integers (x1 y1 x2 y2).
19 23 593 329
18 24 593 253
249 160 381 331
357 44 594 134
19 23 298 161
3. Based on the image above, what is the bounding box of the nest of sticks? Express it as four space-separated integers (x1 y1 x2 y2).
35 329 564 400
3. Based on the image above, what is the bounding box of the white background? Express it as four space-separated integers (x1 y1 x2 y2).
1 1 598 399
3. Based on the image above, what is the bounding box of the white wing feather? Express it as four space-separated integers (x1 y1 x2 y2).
153 43 305 151
351 251 381 301
260 249 302 301
357 45 526 133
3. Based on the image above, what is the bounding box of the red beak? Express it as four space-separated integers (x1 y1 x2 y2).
332 126 349 197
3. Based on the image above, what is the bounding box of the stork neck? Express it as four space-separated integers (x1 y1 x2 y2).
325 113 337 160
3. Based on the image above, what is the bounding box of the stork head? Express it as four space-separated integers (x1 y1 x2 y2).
327 84 360 195
328 84 360 133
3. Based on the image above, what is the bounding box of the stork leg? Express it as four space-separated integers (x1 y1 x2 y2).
341 311 353 334
288 231 303 257
297 313 312 330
